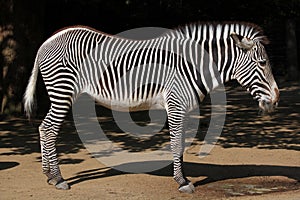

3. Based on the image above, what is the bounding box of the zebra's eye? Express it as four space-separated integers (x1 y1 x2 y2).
259 60 267 66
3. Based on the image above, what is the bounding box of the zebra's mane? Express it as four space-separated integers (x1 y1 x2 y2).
174 21 269 44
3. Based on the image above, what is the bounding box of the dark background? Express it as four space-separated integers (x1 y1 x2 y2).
0 0 299 117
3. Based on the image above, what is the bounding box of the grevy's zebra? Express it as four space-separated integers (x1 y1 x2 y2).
24 22 279 193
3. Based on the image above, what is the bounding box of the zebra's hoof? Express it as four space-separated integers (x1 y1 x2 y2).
178 182 195 193
55 180 70 190
48 178 70 190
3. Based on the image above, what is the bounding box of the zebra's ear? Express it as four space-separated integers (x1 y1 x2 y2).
230 32 254 51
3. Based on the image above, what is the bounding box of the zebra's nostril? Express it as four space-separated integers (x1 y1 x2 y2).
274 88 280 102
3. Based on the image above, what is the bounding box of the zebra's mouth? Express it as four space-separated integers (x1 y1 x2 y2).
258 100 276 113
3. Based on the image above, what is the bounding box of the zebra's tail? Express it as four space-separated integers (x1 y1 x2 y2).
24 56 39 119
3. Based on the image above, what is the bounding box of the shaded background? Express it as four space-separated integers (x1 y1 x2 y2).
0 0 300 116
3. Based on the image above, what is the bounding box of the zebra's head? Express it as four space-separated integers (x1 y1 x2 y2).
230 32 279 113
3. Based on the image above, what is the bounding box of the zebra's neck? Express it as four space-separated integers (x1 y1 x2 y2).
163 22 262 93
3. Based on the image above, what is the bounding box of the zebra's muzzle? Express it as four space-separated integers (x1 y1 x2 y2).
258 100 277 113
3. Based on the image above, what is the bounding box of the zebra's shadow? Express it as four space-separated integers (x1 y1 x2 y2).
66 160 300 187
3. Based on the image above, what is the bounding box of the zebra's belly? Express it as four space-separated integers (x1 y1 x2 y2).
94 94 166 112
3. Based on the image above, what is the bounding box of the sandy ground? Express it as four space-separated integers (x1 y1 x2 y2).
1 81 300 199
0 146 299 200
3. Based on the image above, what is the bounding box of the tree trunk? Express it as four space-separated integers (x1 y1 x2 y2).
0 0 15 114
286 19 299 81
0 0 45 116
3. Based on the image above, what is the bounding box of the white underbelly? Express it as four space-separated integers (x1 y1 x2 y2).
94 94 166 112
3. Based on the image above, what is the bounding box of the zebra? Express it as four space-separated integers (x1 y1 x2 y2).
24 22 279 193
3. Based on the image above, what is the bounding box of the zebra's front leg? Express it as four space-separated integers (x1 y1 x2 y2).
168 112 195 193
170 135 195 193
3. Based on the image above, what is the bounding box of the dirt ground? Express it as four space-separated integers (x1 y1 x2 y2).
1 80 300 199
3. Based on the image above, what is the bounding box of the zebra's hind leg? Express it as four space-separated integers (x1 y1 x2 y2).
39 105 71 190
39 125 50 177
